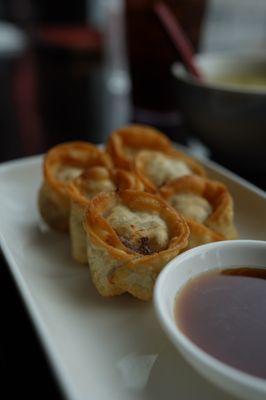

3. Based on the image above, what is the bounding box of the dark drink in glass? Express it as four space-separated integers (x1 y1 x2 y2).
125 0 207 137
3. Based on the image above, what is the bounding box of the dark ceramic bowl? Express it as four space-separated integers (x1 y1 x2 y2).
172 53 266 171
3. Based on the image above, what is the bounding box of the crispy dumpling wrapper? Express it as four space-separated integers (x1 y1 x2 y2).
134 148 206 192
160 175 238 249
38 141 111 231
68 167 144 263
106 124 172 170
83 190 189 300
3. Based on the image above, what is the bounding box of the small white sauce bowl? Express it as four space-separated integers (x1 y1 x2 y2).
154 240 266 400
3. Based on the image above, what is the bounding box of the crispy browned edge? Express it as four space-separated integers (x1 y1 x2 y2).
68 167 144 207
134 148 207 193
106 124 172 170
39 141 111 231
83 190 189 300
160 175 238 242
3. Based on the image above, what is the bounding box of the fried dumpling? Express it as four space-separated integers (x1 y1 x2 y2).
106 124 172 170
38 141 111 231
83 190 189 300
160 175 238 249
134 148 206 192
68 167 144 263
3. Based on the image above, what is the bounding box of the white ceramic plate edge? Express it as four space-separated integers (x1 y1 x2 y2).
0 155 80 400
0 219 78 400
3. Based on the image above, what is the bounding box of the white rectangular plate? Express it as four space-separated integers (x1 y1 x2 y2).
0 155 265 400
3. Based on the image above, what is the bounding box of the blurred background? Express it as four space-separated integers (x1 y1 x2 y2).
0 0 265 186
0 0 265 398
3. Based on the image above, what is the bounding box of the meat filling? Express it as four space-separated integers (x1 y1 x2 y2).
146 152 191 187
170 193 212 223
106 204 169 254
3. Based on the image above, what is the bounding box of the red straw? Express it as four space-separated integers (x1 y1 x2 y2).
154 1 203 80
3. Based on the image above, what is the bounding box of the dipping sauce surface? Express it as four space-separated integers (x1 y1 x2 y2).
175 267 266 379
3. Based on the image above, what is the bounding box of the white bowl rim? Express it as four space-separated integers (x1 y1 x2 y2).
171 52 266 96
154 240 266 394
